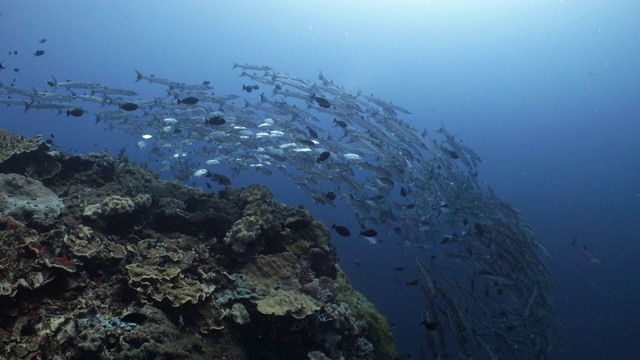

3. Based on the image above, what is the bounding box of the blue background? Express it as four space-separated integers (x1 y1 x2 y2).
1 1 639 358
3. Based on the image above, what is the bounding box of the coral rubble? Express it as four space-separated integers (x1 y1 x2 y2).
0 128 397 360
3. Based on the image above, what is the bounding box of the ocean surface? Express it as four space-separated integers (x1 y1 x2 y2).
1 1 639 358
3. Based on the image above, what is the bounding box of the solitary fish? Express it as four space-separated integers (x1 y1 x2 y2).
205 171 231 186
67 108 85 117
421 321 438 331
331 224 350 237
206 116 225 125
333 118 348 128
33 50 45 57
193 169 208 177
177 96 199 105
306 126 318 138
360 229 377 237
394 267 405 272
314 95 331 108
317 151 330 164
120 102 139 111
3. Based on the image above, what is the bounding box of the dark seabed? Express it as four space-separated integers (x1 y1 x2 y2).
1 1 639 359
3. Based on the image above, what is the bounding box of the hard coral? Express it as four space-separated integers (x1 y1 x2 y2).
0 129 43 164
0 173 64 222
230 303 250 325
0 129 61 180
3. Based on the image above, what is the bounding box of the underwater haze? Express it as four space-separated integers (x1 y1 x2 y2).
1 1 640 358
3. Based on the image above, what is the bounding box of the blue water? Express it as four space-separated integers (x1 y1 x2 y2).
2 1 639 358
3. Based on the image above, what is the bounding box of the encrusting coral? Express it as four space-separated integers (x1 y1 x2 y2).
0 127 397 360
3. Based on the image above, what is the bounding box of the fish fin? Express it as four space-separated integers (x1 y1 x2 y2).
51 75 58 92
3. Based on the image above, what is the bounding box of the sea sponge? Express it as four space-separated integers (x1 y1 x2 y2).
223 215 262 253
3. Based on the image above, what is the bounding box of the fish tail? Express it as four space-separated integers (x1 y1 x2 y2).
51 75 58 92
134 69 143 83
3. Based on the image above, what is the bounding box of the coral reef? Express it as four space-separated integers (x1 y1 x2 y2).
0 128 397 360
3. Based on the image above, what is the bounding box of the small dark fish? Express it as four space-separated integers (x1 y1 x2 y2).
285 218 311 231
333 118 348 128
497 288 504 296
314 95 331 108
177 96 198 105
394 226 402 234
394 267 405 272
360 229 377 237
205 171 231 186
202 80 210 85
316 151 330 164
33 50 45 57
206 116 225 125
173 128 182 134
446 149 459 159
242 84 253 93
474 223 484 237
421 321 438 331
49 133 55 139
405 280 419 286
440 237 451 245
252 84 259 90
306 126 318 138
67 108 85 117
120 102 138 111
12 68 19 72
326 191 336 201
354 260 361 267
298 139 315 147
463 218 469 226
331 223 350 237
39 39 47 44
12 51 18 55
400 187 407 197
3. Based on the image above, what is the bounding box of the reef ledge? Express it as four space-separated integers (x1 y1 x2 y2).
0 129 396 360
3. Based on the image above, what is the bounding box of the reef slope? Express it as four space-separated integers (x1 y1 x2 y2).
0 129 396 360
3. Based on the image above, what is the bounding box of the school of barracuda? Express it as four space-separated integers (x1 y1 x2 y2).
0 63 566 359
